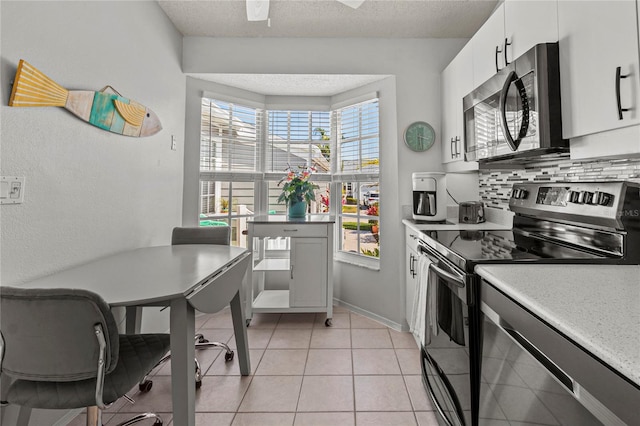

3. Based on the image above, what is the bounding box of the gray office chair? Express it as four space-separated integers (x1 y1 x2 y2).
0 287 171 426
138 226 234 392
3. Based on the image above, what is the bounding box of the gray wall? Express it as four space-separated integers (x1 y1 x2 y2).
182 37 466 327
1 2 184 422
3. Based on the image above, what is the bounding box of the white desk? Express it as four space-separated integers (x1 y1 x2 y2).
14 244 251 426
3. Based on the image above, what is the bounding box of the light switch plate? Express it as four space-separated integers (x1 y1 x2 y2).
1 176 25 204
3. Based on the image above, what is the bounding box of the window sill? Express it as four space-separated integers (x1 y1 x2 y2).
334 251 380 271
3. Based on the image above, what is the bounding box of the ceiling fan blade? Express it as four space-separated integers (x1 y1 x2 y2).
336 0 365 9
247 0 270 21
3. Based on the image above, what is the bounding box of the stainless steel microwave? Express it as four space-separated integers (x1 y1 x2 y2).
463 43 568 163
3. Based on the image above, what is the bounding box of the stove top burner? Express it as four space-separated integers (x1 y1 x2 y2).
420 181 639 271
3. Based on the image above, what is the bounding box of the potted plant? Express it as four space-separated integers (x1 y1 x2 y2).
277 165 319 218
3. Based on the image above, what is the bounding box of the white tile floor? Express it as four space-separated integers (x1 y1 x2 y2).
68 306 439 426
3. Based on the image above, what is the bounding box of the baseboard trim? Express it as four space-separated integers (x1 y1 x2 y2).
333 298 408 332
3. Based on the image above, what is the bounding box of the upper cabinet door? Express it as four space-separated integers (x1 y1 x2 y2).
441 43 478 171
504 0 559 62
472 3 505 87
558 0 640 139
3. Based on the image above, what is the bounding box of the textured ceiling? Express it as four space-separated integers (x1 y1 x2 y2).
158 0 499 38
161 0 499 96
189 73 390 96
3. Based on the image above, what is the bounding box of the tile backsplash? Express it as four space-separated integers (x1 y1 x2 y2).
479 157 640 210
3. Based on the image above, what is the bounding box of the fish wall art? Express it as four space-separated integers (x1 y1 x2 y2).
8 59 162 137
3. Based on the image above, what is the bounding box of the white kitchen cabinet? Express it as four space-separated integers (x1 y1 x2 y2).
289 237 327 307
441 43 478 172
246 217 334 325
472 1 559 87
404 226 420 326
472 3 505 87
504 0 558 64
558 0 640 140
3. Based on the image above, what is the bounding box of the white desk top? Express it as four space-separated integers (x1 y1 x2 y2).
20 245 249 306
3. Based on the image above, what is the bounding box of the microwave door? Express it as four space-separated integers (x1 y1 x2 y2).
498 70 530 151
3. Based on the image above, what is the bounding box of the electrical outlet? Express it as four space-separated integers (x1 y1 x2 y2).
171 135 177 151
1 176 25 204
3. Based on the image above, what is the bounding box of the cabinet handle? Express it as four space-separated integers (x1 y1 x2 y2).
495 45 502 73
504 38 511 66
283 229 299 232
450 138 456 159
455 136 461 158
616 66 631 120
412 255 417 278
409 254 417 278
291 265 294 279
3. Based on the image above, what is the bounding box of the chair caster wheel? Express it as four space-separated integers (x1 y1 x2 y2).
225 351 235 362
139 380 153 392
325 318 332 327
153 420 163 426
198 336 209 344
195 380 202 389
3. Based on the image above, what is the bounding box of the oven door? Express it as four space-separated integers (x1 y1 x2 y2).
419 245 474 426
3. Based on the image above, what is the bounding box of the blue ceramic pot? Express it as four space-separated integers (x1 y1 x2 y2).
288 200 307 218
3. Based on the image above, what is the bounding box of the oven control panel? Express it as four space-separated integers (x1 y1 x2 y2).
508 181 640 229
532 186 614 207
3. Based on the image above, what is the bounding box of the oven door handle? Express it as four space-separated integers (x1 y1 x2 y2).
429 263 465 288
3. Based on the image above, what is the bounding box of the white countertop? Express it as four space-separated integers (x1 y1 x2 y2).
475 264 640 387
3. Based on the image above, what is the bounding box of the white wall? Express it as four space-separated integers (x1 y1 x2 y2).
182 37 466 327
1 1 185 285
1 2 184 421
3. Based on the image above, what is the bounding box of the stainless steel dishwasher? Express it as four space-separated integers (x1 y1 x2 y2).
479 282 634 426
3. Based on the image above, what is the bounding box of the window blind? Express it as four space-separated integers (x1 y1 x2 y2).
266 110 332 175
335 98 379 180
200 98 263 173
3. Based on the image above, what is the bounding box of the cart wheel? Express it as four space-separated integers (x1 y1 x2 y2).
195 380 202 389
197 336 209 344
325 318 332 327
153 421 163 426
139 380 153 392
246 319 251 327
225 351 235 362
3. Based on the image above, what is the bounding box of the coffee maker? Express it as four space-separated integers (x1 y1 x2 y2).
412 172 447 222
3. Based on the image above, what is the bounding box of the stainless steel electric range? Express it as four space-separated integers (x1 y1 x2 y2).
417 181 640 426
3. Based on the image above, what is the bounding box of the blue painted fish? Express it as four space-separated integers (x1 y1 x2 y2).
9 59 162 137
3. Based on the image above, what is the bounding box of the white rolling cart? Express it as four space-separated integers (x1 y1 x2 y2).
245 215 335 326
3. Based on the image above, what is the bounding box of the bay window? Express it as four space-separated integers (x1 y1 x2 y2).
198 94 380 261
334 98 380 259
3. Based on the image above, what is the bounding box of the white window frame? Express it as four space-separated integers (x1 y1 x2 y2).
331 95 380 267
198 92 381 267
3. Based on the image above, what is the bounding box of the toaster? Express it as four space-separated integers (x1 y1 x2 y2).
459 201 485 224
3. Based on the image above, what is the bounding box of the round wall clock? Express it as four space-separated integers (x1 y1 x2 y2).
404 121 436 152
